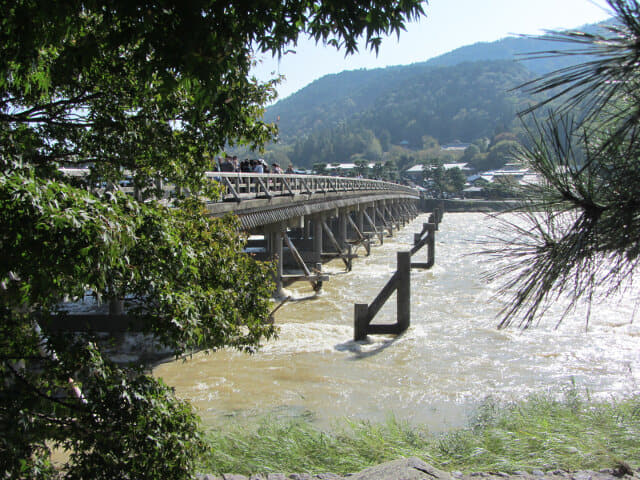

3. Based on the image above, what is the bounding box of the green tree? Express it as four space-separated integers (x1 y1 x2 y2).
312 162 329 175
0 0 426 477
445 167 467 194
423 160 446 197
364 134 384 161
492 0 640 328
484 175 519 199
382 159 399 181
372 162 385 179
483 139 520 171
379 129 392 151
462 144 481 163
422 134 439 149
354 159 370 177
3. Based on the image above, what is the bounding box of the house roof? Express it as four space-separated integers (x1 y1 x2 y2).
443 162 470 170
325 162 378 170
441 143 471 151
406 162 470 173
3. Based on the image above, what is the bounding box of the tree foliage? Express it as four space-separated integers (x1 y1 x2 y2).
0 0 427 477
490 0 640 328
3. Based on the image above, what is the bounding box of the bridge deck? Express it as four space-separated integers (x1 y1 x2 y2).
60 168 422 230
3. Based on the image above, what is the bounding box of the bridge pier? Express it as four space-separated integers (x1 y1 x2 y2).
266 224 286 298
338 209 348 249
354 213 441 342
312 214 324 264
304 218 312 241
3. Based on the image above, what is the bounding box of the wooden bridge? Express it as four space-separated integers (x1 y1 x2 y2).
56 169 428 319
50 170 438 355
202 173 422 296
61 168 425 297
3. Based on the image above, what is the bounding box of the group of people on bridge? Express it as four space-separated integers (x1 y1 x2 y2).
216 155 294 174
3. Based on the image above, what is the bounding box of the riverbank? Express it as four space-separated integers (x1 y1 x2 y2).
196 393 640 478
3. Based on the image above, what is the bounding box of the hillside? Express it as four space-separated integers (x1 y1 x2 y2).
265 21 611 143
267 60 537 149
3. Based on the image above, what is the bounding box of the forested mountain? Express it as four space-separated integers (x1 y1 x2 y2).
354 61 534 145
268 61 535 145
258 21 610 169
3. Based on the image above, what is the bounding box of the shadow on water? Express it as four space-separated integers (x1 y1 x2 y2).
334 333 403 360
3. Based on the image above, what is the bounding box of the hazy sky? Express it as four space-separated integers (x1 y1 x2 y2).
252 0 613 100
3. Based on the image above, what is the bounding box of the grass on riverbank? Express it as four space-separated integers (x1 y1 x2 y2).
199 392 640 476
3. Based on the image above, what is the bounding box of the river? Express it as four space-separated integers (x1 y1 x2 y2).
154 212 640 431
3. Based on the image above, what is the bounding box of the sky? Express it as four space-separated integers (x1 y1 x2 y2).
251 0 613 101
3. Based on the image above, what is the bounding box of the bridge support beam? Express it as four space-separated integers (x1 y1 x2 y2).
354 251 411 341
304 218 312 240
282 232 327 292
338 209 348 249
347 213 370 256
267 225 286 298
375 204 393 237
353 214 440 341
357 209 365 234
312 215 323 264
322 219 352 271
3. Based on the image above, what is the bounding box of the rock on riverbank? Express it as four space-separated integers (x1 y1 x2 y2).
198 457 639 480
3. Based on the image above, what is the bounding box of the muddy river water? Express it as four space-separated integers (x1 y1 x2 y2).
155 213 640 431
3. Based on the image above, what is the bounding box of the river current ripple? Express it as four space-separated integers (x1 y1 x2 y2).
155 213 640 431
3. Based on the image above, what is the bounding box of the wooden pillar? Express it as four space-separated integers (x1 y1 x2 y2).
305 218 312 240
376 204 392 236
388 203 400 231
426 223 436 268
354 304 369 342
397 251 411 333
363 209 383 245
272 227 284 297
338 210 348 249
357 209 365 234
312 215 323 263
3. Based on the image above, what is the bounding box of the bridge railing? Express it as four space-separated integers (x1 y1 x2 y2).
204 172 418 202
59 168 419 202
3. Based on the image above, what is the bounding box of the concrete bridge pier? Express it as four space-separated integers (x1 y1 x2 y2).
318 209 353 271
